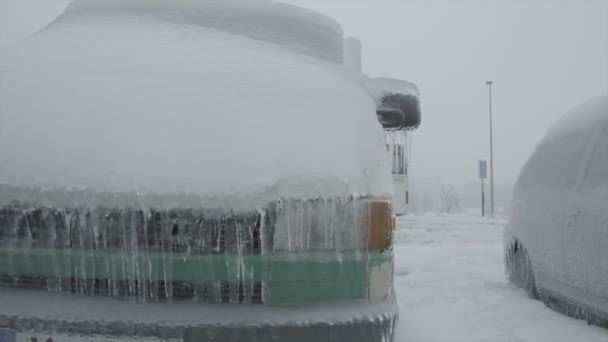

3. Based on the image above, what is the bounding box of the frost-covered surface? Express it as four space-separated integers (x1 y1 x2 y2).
0 0 390 202
393 213 608 342
343 37 362 73
4 213 607 341
365 77 421 101
61 0 345 63
0 288 397 340
12 332 176 342
1 289 396 325
505 94 608 327
544 94 608 141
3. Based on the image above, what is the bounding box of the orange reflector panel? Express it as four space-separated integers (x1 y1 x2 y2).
368 201 395 251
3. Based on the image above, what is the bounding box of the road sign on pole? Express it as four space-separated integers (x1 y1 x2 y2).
479 160 487 217
479 160 487 180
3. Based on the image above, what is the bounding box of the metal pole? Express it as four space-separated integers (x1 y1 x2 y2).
486 81 495 215
481 178 485 217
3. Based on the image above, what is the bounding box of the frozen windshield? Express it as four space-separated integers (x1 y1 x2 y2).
517 133 589 189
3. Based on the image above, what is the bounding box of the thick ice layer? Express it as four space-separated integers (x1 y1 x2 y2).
365 77 421 100
544 94 608 141
0 197 394 305
515 94 608 191
60 0 344 63
0 1 391 199
343 37 362 73
505 93 608 329
0 288 398 340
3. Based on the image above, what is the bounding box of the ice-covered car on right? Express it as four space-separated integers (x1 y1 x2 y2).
504 94 608 328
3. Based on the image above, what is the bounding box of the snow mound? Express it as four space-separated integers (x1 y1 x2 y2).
0 1 391 201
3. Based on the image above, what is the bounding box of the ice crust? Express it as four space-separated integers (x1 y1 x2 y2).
514 94 608 191
365 77 421 101
505 93 608 327
343 37 363 74
544 94 608 141
0 0 391 201
60 0 345 63
0 288 398 340
0 3 398 341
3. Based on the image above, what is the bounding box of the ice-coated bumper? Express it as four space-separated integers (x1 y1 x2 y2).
0 288 398 342
0 189 398 341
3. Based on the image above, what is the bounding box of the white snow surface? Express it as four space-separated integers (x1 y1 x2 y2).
394 213 607 342
0 1 391 202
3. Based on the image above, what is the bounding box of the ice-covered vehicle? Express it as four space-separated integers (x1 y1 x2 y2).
504 94 608 328
0 1 421 341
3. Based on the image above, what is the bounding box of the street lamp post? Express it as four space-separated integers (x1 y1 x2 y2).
486 80 495 215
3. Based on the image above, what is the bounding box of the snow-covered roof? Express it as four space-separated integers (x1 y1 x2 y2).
0 0 391 202
58 0 345 63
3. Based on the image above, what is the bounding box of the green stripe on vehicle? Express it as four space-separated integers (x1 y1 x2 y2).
0 247 392 305
269 252 372 305
0 247 264 282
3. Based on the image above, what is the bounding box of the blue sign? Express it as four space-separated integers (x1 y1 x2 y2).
479 160 487 179
0 329 16 342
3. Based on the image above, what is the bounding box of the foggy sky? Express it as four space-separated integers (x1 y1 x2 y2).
2 0 607 187
291 0 608 187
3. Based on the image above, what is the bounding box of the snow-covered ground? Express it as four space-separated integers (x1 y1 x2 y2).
393 213 608 342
